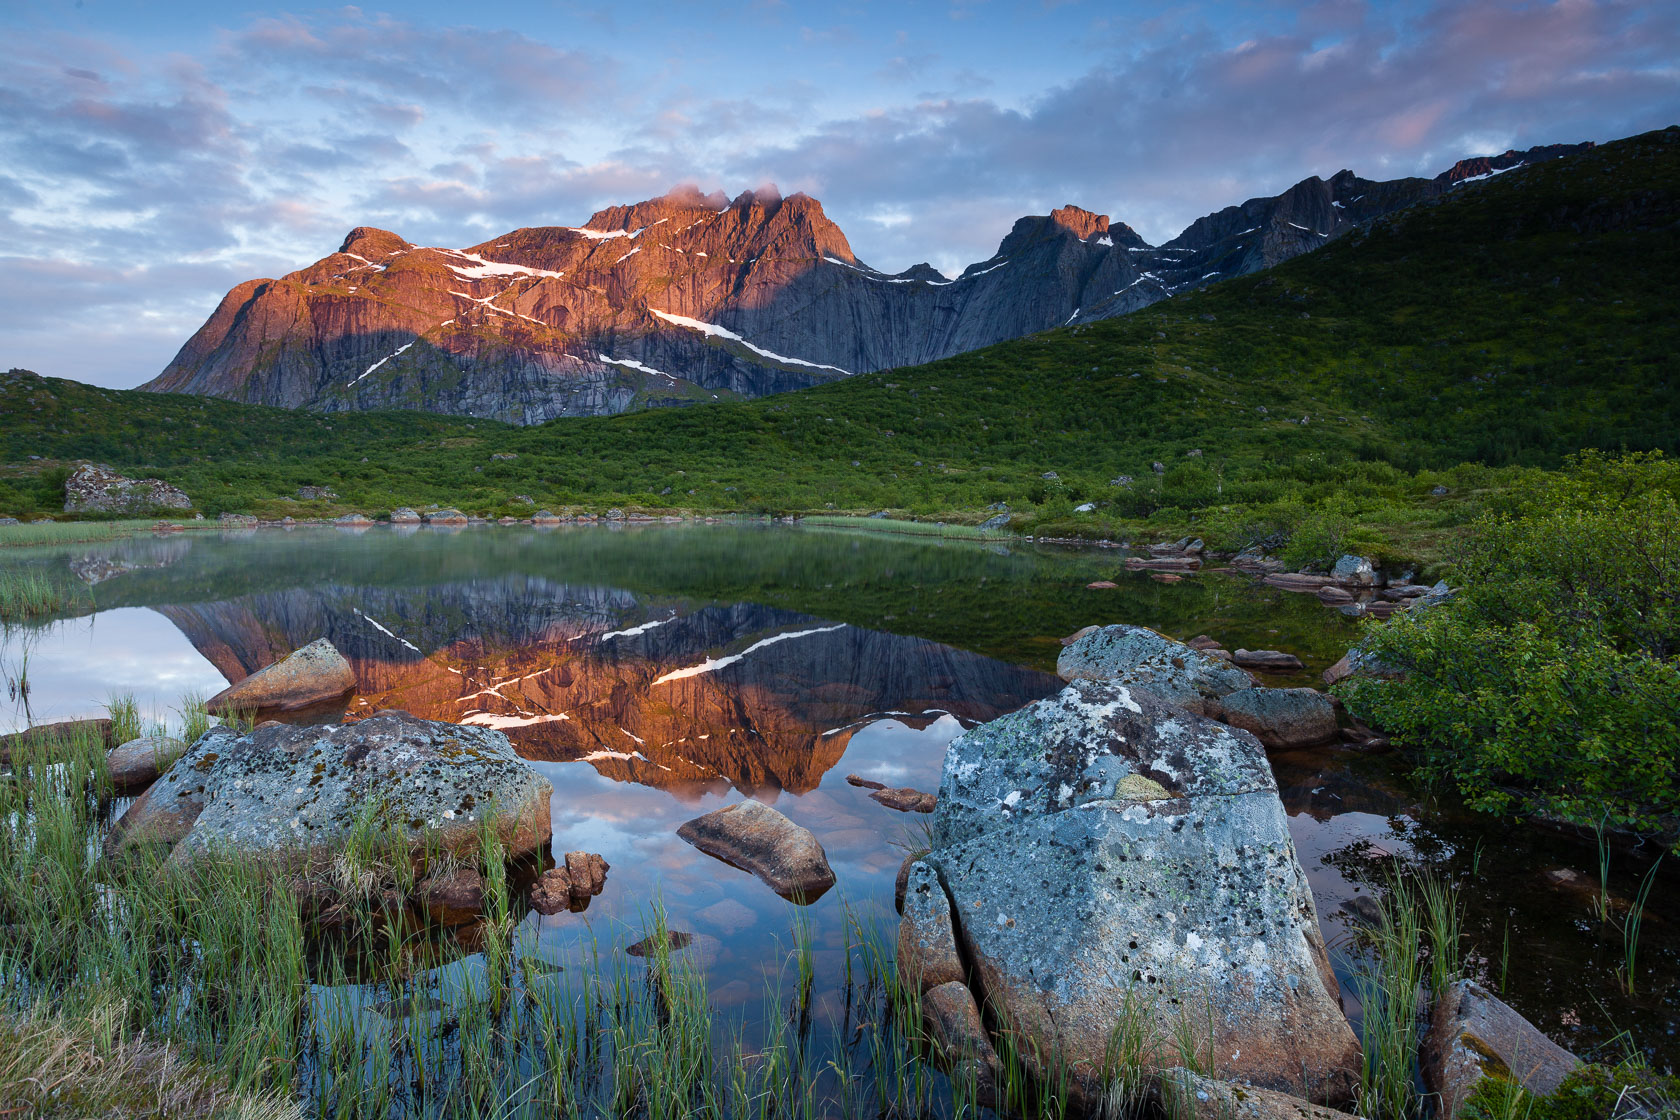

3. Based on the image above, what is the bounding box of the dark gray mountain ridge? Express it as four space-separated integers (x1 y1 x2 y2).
142 142 1593 424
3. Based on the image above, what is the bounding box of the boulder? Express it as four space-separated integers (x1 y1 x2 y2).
1422 979 1581 1119
1159 1069 1367 1120
676 799 836 901
334 513 374 527
295 485 338 501
205 638 356 714
106 734 188 792
896 861 965 991
1317 586 1355 605
107 711 553 868
921 680 1360 1106
531 510 562 524
979 513 1011 531
390 508 422 523
0 718 113 763
1330 555 1377 587
63 464 191 515
870 787 937 813
1322 656 1354 687
1057 624 1252 715
1210 688 1339 750
423 508 468 524
1233 649 1305 672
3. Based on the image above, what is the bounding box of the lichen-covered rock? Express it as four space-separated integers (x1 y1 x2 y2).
924 680 1359 1106
1210 688 1338 749
423 508 468 524
1330 555 1376 587
390 507 422 523
106 734 188 792
676 799 836 901
1422 979 1581 1119
63 464 191 515
897 861 965 991
1056 624 1252 714
107 711 552 868
1159 1069 1367 1120
205 638 356 714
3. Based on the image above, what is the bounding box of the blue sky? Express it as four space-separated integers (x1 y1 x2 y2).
3 0 1677 387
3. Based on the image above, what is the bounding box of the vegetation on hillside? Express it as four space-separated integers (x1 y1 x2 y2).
1341 452 1680 846
2 128 1677 569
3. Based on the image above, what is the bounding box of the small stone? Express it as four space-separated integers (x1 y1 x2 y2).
418 866 485 917
530 868 574 915
676 799 836 901
845 774 887 790
106 735 187 792
1086 580 1118 590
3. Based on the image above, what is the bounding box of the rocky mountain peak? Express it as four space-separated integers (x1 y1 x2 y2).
337 227 412 259
1049 205 1111 241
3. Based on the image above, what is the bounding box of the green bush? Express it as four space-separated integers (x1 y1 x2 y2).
1341 452 1680 843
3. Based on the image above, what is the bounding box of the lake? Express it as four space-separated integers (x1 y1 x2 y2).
2 520 1673 1094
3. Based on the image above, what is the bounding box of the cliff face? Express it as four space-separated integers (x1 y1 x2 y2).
144 143 1593 422
155 580 1060 797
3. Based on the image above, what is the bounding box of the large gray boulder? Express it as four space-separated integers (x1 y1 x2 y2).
63 464 191 515
108 711 552 867
1056 624 1252 714
919 680 1360 1106
1211 687 1339 749
1423 979 1581 1119
205 638 356 714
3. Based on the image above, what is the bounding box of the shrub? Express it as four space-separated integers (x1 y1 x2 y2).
1341 452 1680 843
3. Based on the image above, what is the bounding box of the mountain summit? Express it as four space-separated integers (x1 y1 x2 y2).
144 142 1592 424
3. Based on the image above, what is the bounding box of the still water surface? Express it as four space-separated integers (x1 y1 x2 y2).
3 522 1674 1066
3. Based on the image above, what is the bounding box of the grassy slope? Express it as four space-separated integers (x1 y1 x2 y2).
3 127 1676 565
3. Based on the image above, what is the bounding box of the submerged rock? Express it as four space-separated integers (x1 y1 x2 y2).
106 734 188 792
870 786 937 813
63 463 191 515
1056 624 1252 715
205 637 356 714
919 680 1360 1106
1423 979 1581 1119
108 711 553 868
417 866 485 918
676 799 836 901
1210 687 1338 749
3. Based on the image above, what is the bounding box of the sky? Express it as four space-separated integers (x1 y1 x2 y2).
3 0 1677 388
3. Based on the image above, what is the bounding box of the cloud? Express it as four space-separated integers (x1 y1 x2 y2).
2 1 1677 388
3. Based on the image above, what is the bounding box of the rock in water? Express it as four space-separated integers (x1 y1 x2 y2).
870 786 937 813
676 799 836 901
108 711 552 867
1210 688 1339 749
1233 648 1305 672
921 680 1360 1106
62 463 192 515
0 718 113 763
1160 1069 1368 1120
1056 624 1252 714
205 637 356 714
1423 979 1581 1119
106 734 188 792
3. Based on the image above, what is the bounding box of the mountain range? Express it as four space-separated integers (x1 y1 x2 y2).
142 142 1592 424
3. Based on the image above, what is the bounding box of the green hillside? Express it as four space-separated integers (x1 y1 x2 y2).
4 126 1677 566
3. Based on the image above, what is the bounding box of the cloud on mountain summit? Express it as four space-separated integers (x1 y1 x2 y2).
1 0 1677 386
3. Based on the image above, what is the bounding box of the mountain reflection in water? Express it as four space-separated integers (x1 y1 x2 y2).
158 582 1061 796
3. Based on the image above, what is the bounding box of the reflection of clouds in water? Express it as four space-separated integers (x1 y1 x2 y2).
514 713 965 1000
0 608 229 733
